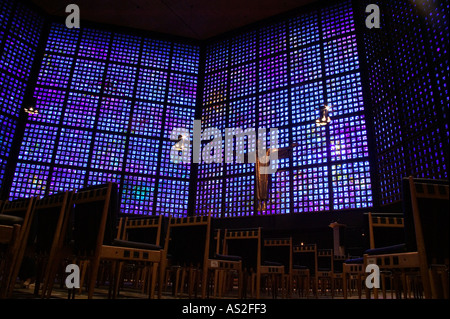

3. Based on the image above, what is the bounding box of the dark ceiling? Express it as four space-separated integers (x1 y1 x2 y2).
30 0 320 40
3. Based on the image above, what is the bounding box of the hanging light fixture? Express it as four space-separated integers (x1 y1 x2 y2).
24 105 39 115
316 104 332 126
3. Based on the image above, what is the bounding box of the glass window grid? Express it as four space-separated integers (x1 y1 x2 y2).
224 175 255 217
291 81 324 124
195 179 223 217
167 73 197 106
331 161 372 210
323 34 359 77
203 70 228 105
231 30 257 65
136 68 168 102
54 128 92 167
258 89 290 128
125 136 159 175
110 33 141 64
326 72 364 116
205 40 229 74
87 170 121 187
288 11 320 48
155 178 189 217
201 104 226 130
293 166 330 213
0 157 5 191
45 23 80 55
97 97 131 133
259 22 287 57
159 139 191 179
121 175 156 215
29 88 65 124
1 35 37 79
228 97 256 129
62 92 99 129
0 72 27 117
290 44 322 84
10 162 49 199
197 0 373 216
71 59 106 93
229 62 256 99
258 53 288 92
91 133 126 171
320 1 355 39
262 169 290 215
377 147 406 205
36 54 73 88
130 102 164 138
0 0 13 31
104 64 137 98
0 113 15 158
198 162 224 180
3 1 378 216
78 28 111 60
171 43 200 74
163 104 195 140
17 123 58 163
48 167 86 194
141 38 171 69
329 115 369 162
10 2 43 47
292 123 328 167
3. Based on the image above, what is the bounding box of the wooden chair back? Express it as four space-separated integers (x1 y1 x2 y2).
367 212 404 249
120 215 167 247
164 215 212 268
404 176 449 298
0 196 36 298
223 228 262 272
71 182 117 258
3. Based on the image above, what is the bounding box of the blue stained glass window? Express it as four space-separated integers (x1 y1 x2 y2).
49 167 86 194
91 133 126 171
224 175 255 217
55 128 92 167
29 88 65 124
97 97 131 133
10 163 50 199
62 92 99 129
0 72 27 117
293 166 330 212
155 179 189 217
331 161 372 210
71 59 106 93
136 68 168 102
17 123 58 163
45 23 80 55
121 175 156 215
125 136 159 175
196 179 223 217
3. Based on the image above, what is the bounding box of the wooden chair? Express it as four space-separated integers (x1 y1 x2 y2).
261 237 292 298
206 228 262 299
114 215 167 296
292 243 318 298
342 212 405 299
0 196 36 298
30 190 74 298
342 262 365 299
44 182 165 299
316 248 334 295
161 215 212 299
364 176 449 299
